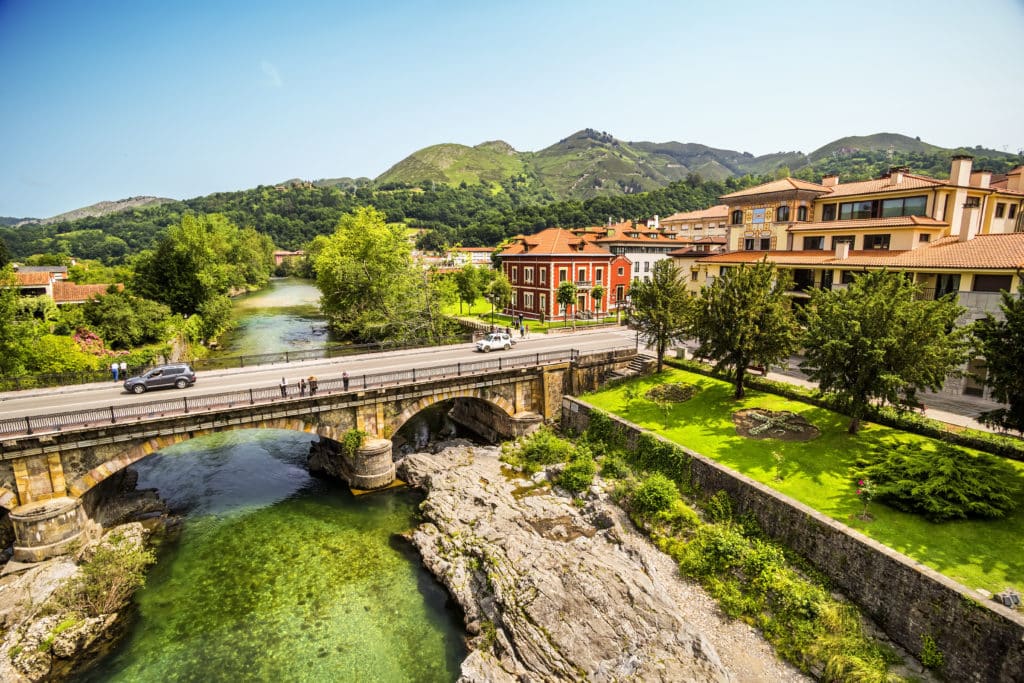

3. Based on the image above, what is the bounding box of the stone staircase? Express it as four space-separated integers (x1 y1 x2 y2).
604 353 658 382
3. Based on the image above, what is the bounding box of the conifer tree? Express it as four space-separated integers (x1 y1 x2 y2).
974 282 1024 433
627 259 692 371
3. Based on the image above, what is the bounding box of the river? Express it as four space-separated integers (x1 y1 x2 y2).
72 279 468 681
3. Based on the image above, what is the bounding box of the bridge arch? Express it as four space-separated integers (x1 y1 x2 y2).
66 417 320 499
387 387 516 439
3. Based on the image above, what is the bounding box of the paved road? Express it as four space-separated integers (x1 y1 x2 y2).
0 328 639 421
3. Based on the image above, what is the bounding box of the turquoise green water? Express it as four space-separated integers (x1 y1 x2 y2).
73 430 465 682
211 278 334 357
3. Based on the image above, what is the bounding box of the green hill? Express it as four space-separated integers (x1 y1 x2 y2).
807 133 941 162
376 140 525 187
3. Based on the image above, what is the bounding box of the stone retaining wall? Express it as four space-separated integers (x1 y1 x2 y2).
562 397 1024 683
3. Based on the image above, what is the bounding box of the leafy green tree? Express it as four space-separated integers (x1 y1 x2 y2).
0 238 10 268
590 283 606 315
485 271 512 320
692 260 798 398
801 270 971 433
22 334 99 374
314 207 446 343
454 263 484 314
627 260 692 371
0 267 33 374
83 288 172 349
973 282 1024 433
557 279 578 328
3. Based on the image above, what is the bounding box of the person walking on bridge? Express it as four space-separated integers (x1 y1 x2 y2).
309 376 318 396
279 377 288 397
342 371 350 391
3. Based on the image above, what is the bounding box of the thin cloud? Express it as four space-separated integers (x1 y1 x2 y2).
261 60 283 87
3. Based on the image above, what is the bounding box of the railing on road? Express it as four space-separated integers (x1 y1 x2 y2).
0 347 634 441
0 335 475 393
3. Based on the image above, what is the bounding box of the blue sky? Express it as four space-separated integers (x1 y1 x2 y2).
1 0 1022 218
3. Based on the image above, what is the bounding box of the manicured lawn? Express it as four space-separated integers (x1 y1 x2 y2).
443 296 618 333
582 368 1024 593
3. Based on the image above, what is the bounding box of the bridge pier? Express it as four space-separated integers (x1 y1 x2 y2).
10 497 95 562
348 438 396 490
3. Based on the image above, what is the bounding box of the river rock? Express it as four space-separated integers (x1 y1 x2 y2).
400 444 733 682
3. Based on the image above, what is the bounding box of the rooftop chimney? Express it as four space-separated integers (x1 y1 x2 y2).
1009 166 1024 193
822 174 839 188
834 242 850 259
653 214 660 230
970 170 992 189
949 155 973 186
889 166 910 185
958 204 980 242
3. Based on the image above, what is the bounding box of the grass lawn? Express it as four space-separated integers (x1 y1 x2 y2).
582 368 1024 593
443 296 618 333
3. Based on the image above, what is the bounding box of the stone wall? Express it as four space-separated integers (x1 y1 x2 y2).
562 397 1024 683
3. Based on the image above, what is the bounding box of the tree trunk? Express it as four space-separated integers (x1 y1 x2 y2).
734 365 746 399
848 416 861 434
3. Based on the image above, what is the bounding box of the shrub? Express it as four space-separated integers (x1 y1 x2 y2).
55 533 155 617
560 449 596 493
631 472 680 516
599 454 629 479
585 409 623 450
654 499 700 533
858 442 1022 521
501 427 573 474
704 490 733 524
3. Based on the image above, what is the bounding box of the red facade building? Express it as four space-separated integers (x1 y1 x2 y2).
498 227 631 322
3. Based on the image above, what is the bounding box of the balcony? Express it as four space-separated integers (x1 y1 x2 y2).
574 280 592 289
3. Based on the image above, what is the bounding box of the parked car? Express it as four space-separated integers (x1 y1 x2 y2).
123 363 197 394
475 332 513 352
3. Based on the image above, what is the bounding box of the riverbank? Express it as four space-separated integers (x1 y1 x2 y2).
399 441 810 681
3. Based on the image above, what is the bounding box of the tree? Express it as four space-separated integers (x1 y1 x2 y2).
692 260 798 399
485 271 512 321
0 238 10 268
626 260 691 371
557 280 578 328
801 270 971 433
973 282 1024 433
83 288 172 349
0 266 33 374
454 263 484 314
590 283 606 316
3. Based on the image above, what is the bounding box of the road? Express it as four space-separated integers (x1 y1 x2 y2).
0 328 639 421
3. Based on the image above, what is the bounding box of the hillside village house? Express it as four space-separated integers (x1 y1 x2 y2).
658 205 730 238
448 246 494 266
7 270 120 304
499 227 631 322
696 156 1024 400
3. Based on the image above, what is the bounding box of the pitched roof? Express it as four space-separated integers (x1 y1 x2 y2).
500 227 613 257
699 234 1024 270
719 178 828 199
14 265 68 274
593 221 694 245
52 282 122 303
787 215 948 232
15 271 52 285
819 173 944 198
661 204 730 222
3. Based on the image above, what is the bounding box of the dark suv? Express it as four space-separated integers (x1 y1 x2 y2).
123 363 197 394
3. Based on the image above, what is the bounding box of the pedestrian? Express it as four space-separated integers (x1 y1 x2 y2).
279 377 288 398
342 371 350 391
309 376 318 396
505 326 511 337
299 378 307 396
119 360 127 378
519 323 525 338
111 361 119 382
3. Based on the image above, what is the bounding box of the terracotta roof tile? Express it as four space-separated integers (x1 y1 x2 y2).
661 204 730 221
500 227 613 257
52 282 122 303
15 272 52 285
787 215 947 232
699 234 1024 270
720 178 828 199
820 173 944 198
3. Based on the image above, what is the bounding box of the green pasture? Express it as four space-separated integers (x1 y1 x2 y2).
582 368 1024 593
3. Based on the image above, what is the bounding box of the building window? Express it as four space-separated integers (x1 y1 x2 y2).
840 200 874 220
615 284 624 303
539 294 546 315
759 237 771 250
577 267 586 282
595 267 603 283
919 233 931 243
776 205 790 222
524 292 534 309
644 261 650 272
973 274 1012 292
511 267 518 283
880 195 928 217
540 268 547 285
691 270 698 281
995 203 1006 218
821 269 834 289
797 206 808 221
558 268 567 283
863 234 891 250
744 237 755 250
841 270 862 284
802 236 824 250
935 273 960 299
617 266 624 276
731 209 743 225
831 235 855 249
1009 204 1018 220
822 204 837 221
964 196 981 208
524 267 534 283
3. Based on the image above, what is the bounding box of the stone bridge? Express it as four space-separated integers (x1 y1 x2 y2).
0 348 635 562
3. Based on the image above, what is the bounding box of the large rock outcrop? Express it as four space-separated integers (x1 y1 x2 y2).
399 443 808 682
